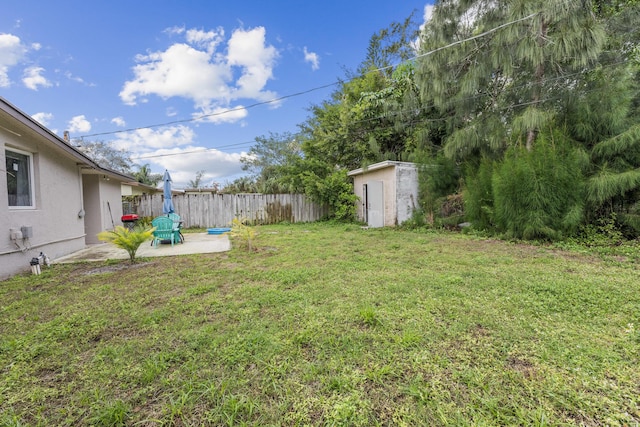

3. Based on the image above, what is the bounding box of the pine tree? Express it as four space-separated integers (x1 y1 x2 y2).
417 0 606 159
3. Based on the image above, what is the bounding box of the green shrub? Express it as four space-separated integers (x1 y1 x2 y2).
303 169 358 221
492 134 586 240
97 225 154 262
399 208 429 230
463 157 495 230
418 154 460 224
230 218 257 251
578 212 624 247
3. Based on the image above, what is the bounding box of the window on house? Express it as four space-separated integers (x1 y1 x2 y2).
5 148 34 208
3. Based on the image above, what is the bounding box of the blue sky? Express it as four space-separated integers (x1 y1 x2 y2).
1 1 433 188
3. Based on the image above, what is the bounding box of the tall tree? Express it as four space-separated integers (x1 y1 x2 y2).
565 1 640 232
241 131 304 193
300 71 392 171
358 11 422 77
188 170 205 189
73 139 133 174
417 0 606 159
412 0 640 238
133 164 162 186
300 13 424 171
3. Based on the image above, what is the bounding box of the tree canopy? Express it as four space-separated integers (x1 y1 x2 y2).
74 139 134 174
133 164 162 187
412 0 640 237
240 0 640 236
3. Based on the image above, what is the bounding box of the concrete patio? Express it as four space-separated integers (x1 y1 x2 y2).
54 232 231 263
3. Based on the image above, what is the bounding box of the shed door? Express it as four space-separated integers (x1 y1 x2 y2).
365 180 384 227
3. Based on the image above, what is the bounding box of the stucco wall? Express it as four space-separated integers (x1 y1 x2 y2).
100 179 124 231
352 165 396 227
395 164 419 225
82 174 102 244
83 175 124 244
350 161 419 227
1 128 86 280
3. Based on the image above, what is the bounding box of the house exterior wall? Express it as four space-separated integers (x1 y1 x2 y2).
350 161 419 227
100 179 124 231
83 175 124 244
0 97 136 280
82 174 101 244
1 128 86 280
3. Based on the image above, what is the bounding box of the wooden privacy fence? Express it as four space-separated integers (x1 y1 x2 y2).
132 193 329 228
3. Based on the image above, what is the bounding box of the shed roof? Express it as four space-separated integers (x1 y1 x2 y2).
347 160 417 177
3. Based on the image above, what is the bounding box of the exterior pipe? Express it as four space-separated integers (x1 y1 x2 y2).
0 234 86 256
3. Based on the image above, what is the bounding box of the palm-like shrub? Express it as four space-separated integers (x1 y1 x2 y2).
97 225 154 263
229 218 256 251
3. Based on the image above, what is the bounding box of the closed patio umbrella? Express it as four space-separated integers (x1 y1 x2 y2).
162 170 175 214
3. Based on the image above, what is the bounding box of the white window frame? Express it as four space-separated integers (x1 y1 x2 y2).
5 147 35 209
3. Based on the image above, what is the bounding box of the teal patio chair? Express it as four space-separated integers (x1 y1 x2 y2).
151 216 176 247
168 212 184 243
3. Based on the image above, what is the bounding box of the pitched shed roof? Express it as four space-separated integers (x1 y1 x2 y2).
347 160 417 177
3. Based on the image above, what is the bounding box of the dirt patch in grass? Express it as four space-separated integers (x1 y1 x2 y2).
506 356 538 379
81 261 154 276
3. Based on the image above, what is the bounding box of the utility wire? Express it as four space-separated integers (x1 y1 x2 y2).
79 82 338 139
129 56 630 161
78 11 540 141
83 6 624 162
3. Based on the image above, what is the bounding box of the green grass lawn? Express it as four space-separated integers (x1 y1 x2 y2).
1 223 639 426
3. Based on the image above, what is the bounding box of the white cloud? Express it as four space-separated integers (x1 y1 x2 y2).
120 43 233 107
111 116 126 127
164 26 185 36
111 125 195 151
150 147 245 188
67 115 91 133
414 4 437 51
194 104 248 124
120 26 279 124
22 66 51 90
185 27 224 53
303 47 320 71
227 27 278 100
107 125 245 188
64 71 94 86
32 112 53 127
0 33 27 87
423 4 434 23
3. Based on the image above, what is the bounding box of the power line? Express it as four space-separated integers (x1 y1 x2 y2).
79 82 338 139
84 6 620 163
127 57 630 162
131 140 255 160
78 11 540 141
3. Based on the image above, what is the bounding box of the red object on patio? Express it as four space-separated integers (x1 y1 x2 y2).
121 214 139 230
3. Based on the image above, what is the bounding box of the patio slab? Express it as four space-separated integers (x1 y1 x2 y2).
54 233 231 263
